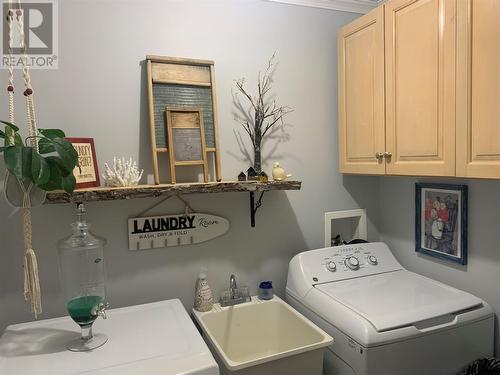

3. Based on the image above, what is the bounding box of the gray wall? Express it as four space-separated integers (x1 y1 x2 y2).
0 0 380 330
378 177 500 355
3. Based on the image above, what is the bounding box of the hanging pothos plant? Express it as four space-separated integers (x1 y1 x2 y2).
0 120 79 193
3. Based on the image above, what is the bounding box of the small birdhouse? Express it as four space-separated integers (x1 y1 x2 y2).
238 172 247 181
247 167 259 180
259 171 269 183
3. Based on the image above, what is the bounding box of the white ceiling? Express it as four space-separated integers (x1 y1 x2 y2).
266 0 382 14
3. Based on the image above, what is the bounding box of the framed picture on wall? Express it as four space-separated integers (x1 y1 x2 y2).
415 183 468 265
66 138 100 189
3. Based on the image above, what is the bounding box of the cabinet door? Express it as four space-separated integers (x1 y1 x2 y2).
385 0 456 176
456 0 500 178
338 6 385 174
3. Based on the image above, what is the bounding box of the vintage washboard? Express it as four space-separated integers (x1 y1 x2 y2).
146 55 222 184
166 107 208 184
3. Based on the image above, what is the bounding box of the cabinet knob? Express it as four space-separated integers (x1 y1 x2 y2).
375 152 384 160
383 151 392 159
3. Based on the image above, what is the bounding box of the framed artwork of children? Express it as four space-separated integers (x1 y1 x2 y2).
66 138 100 189
415 183 468 265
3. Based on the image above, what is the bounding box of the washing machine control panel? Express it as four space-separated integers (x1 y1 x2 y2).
289 242 405 284
289 243 403 286
322 246 379 272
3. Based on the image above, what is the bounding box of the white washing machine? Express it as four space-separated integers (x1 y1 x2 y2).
285 242 494 375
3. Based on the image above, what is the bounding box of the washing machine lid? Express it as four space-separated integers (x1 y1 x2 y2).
315 270 483 332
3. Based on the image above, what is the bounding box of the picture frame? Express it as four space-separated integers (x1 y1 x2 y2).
66 138 100 189
415 183 468 265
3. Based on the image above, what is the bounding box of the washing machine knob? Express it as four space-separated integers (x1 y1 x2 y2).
326 261 337 272
346 256 360 270
368 255 378 265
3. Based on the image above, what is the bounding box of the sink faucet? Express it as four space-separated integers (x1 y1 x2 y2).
229 274 238 299
219 274 251 307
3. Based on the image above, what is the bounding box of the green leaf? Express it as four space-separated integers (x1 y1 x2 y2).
21 148 33 179
45 155 73 176
51 137 78 171
0 129 5 138
14 133 23 147
4 146 32 179
39 129 66 139
4 127 14 146
61 173 76 193
0 120 19 132
31 151 50 186
38 158 63 191
38 138 56 154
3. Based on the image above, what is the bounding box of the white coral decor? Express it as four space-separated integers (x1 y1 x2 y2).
102 157 144 187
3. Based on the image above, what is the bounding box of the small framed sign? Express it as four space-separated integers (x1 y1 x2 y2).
66 138 100 189
415 183 468 265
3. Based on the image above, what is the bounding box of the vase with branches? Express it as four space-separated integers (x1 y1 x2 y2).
234 53 292 174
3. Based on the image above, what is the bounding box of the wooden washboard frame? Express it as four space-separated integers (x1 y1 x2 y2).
166 107 209 184
146 55 222 184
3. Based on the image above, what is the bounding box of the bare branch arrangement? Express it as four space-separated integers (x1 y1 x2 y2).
234 52 292 173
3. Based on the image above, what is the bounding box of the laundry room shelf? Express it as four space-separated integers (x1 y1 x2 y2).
44 180 301 204
44 180 301 227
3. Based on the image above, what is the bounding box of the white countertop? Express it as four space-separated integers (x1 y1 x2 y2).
0 299 219 375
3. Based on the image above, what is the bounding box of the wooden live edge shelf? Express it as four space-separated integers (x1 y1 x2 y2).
45 180 301 204
44 180 302 227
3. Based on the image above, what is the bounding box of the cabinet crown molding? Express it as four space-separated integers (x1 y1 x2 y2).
266 0 382 14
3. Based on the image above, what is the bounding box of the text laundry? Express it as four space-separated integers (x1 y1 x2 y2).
132 216 195 234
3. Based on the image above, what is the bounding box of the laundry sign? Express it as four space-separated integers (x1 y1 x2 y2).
128 213 230 250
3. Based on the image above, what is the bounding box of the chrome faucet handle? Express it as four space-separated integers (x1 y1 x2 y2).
97 302 109 320
229 274 238 299
229 274 238 290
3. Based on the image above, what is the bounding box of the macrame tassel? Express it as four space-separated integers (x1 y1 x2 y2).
24 247 42 317
22 198 42 317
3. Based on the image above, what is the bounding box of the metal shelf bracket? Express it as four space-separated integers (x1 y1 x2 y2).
249 191 266 227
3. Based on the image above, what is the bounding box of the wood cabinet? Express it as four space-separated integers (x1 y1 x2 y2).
385 0 456 176
338 0 499 179
338 6 385 174
456 0 500 178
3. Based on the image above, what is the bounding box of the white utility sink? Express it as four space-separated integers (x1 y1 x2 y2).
193 296 333 375
0 299 218 375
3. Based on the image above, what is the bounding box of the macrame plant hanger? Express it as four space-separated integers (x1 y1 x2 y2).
5 0 43 317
